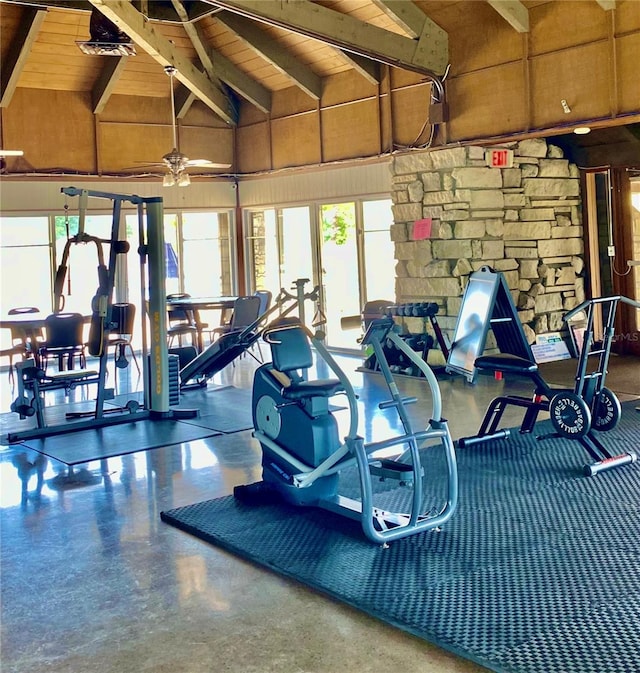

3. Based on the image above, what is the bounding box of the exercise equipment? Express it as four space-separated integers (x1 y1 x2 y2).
457 294 640 476
179 279 324 389
363 301 449 376
235 315 458 545
446 266 531 382
8 187 192 443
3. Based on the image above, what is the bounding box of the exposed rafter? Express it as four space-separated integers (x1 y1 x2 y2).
170 0 219 75
0 6 47 108
204 48 272 113
87 0 237 125
174 84 196 119
170 0 272 113
0 0 215 22
216 10 322 100
92 56 127 114
371 0 433 39
205 0 448 76
338 51 380 86
487 1 529 32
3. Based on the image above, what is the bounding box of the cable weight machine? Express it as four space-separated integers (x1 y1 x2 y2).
8 187 190 443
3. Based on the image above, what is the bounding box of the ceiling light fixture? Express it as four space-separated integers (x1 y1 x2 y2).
573 126 591 135
0 149 24 157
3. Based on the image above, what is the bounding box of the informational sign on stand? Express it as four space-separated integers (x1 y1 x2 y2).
531 332 572 363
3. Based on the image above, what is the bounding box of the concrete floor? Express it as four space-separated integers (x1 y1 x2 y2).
1 351 638 673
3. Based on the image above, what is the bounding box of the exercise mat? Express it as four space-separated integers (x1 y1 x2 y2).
162 403 640 673
17 418 222 466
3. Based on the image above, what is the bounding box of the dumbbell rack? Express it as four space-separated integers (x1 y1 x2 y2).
387 302 450 361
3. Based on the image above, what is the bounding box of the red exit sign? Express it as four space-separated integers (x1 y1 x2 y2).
485 148 514 168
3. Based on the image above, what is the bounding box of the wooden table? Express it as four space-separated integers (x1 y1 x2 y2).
0 314 46 367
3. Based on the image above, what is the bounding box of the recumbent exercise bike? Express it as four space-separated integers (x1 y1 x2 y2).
235 316 459 545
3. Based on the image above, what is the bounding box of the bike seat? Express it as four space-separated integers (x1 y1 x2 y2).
281 378 344 401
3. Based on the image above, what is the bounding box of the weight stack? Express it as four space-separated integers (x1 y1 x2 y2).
146 353 180 407
168 354 180 406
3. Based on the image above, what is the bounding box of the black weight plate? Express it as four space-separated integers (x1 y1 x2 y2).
549 392 591 439
592 387 621 432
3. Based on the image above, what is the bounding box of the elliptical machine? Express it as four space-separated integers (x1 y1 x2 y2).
235 316 458 545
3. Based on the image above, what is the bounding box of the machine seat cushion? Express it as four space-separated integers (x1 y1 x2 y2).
281 378 344 401
475 353 538 375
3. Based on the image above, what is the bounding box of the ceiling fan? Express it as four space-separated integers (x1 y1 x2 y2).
158 65 230 187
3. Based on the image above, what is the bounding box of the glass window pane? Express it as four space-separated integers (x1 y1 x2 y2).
1 217 52 313
54 215 114 314
182 212 231 296
183 213 220 240
362 199 395 302
320 203 359 348
248 209 279 292
1 247 52 313
281 207 312 290
363 199 393 231
0 216 49 246
164 213 180 296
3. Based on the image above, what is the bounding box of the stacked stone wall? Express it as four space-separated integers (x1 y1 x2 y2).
390 138 584 349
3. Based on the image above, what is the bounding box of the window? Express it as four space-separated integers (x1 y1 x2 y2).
1 216 52 314
246 207 314 294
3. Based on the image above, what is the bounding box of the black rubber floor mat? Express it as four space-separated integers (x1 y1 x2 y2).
162 403 640 673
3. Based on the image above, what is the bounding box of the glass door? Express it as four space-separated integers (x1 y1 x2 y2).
319 202 360 349
318 199 395 350
246 206 314 296
245 199 395 352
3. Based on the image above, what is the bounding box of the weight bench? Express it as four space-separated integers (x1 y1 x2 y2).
457 298 637 476
12 358 100 429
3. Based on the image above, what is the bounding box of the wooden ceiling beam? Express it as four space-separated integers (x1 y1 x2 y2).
486 1 529 32
205 48 272 113
92 56 127 114
88 0 236 125
1 6 47 108
216 10 322 100
174 83 196 119
171 0 271 112
371 0 432 39
205 0 448 76
339 51 380 86
0 0 216 22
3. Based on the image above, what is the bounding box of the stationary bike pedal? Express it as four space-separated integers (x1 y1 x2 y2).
370 459 415 483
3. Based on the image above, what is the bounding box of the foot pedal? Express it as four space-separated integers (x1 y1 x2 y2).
370 459 416 483
234 481 284 505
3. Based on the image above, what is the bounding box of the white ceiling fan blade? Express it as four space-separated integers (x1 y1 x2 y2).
185 159 231 169
0 149 24 157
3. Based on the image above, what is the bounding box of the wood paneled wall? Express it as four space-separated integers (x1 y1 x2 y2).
234 0 640 172
1 1 638 179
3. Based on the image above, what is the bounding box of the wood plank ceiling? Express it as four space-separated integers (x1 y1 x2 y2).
0 0 636 164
